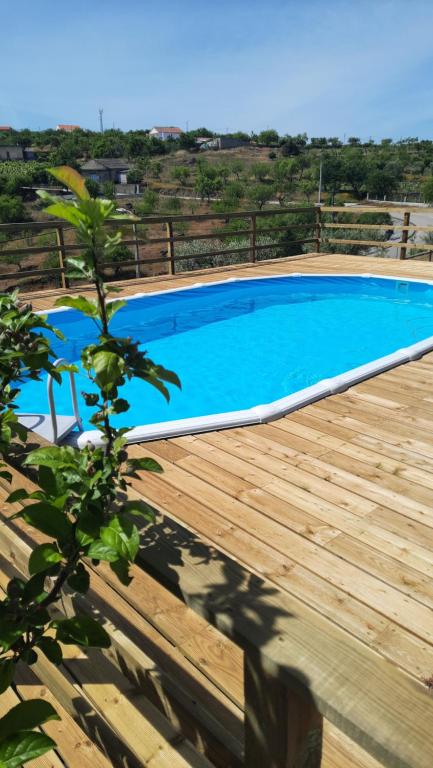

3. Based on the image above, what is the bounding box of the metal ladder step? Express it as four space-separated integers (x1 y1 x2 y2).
18 357 83 444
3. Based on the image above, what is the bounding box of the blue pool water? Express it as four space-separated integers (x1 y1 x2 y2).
17 275 433 432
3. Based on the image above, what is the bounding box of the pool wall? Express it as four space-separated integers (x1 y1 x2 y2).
36 272 433 448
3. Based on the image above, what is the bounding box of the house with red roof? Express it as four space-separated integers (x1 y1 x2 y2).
149 126 182 141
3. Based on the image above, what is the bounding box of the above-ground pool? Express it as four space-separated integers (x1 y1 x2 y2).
17 273 433 446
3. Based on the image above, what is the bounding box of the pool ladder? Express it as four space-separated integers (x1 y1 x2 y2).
18 358 83 444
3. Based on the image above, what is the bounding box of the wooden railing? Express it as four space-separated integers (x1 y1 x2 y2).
2 202 433 292
320 204 433 260
0 205 433 288
0 207 318 290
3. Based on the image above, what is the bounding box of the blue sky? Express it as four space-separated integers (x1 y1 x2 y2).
2 0 433 139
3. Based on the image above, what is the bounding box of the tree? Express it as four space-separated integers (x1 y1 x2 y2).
322 154 344 205
257 129 279 146
0 167 180 764
160 196 182 215
347 136 361 146
135 189 159 215
247 184 272 210
212 182 244 212
171 166 190 186
366 168 397 199
310 137 328 148
195 174 222 202
178 132 198 150
342 149 369 198
102 180 116 199
91 135 124 158
251 163 269 182
230 159 245 180
0 194 26 223
299 178 317 202
127 168 143 184
422 177 433 204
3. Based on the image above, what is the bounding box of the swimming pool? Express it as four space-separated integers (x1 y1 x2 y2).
17 273 433 446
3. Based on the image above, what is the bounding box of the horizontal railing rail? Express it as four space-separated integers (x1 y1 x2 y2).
1 202 433 290
0 206 318 289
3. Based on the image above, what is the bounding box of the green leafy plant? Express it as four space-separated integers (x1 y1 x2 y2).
0 166 180 764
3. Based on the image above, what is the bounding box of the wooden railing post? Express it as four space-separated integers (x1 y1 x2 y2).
55 225 69 289
166 221 175 275
315 207 321 253
399 211 410 260
132 222 141 279
244 647 323 768
250 214 257 263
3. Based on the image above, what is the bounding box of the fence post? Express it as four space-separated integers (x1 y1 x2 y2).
399 211 410 260
132 222 141 279
166 221 175 275
55 226 69 289
244 646 323 768
250 214 257 263
315 207 322 253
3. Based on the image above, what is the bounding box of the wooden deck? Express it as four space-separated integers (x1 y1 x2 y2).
14 252 433 766
27 253 433 688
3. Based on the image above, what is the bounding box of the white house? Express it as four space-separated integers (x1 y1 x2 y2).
149 126 182 141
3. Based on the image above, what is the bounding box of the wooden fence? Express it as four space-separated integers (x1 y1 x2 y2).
0 207 318 290
2 203 433 291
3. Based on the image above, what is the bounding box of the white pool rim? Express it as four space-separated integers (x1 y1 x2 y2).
37 271 433 447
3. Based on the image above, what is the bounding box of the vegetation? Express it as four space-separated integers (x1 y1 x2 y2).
0 167 180 764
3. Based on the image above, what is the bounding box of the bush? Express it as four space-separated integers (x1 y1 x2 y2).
85 178 100 198
135 190 159 215
0 194 26 223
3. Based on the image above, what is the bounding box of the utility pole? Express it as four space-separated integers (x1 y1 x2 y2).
317 156 323 205
98 107 104 133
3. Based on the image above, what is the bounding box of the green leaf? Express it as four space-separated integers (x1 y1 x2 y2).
55 616 110 648
0 700 59 742
0 659 15 695
23 445 77 470
100 516 139 561
17 502 72 541
86 540 118 562
36 637 63 666
0 731 56 768
125 457 163 474
0 621 26 652
92 351 124 388
48 166 90 200
54 295 98 318
29 544 63 576
105 299 126 322
23 572 48 604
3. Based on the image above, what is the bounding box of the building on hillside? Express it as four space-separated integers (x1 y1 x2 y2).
0 145 24 161
149 126 182 141
56 124 80 132
199 136 248 151
80 158 131 183
0 126 13 132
